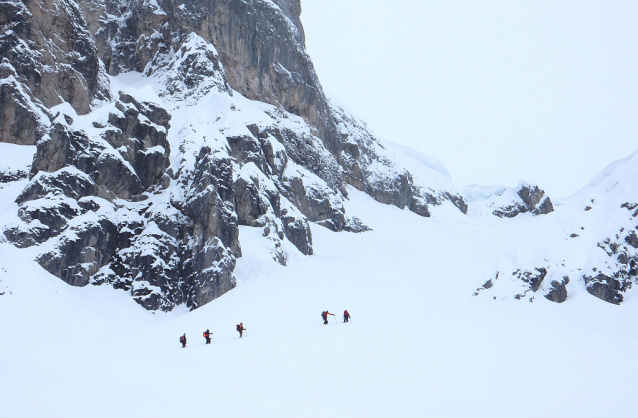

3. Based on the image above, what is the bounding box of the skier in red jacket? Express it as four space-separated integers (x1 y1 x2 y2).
236 323 246 338
179 333 187 348
321 310 334 325
343 310 351 323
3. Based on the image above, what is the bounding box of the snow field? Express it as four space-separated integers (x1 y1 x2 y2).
2 188 637 417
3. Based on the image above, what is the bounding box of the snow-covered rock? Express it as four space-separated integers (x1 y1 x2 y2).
475 151 638 305
464 182 554 219
0 0 466 311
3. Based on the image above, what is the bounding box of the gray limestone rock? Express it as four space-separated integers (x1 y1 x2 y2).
585 273 625 305
119 223 184 311
625 232 638 249
30 122 144 200
261 216 288 265
0 169 28 183
4 223 50 249
29 123 97 178
227 135 270 176
443 192 469 215
544 277 569 303
16 199 82 240
518 184 554 215
145 34 230 102
492 202 529 218
513 267 547 299
0 72 50 145
235 175 278 226
280 175 347 232
532 196 554 216
492 184 554 218
17 168 98 204
365 170 412 210
343 217 371 233
473 277 495 296
0 0 109 114
79 0 341 154
37 218 134 287
105 92 172 190
235 176 268 225
280 207 313 256
183 149 240 256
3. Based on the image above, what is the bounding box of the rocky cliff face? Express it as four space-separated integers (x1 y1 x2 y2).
0 0 467 311
81 0 340 154
0 0 109 146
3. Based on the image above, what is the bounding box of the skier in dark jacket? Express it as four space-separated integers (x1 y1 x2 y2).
236 323 246 338
343 310 351 323
321 310 335 325
179 333 187 348
204 329 212 344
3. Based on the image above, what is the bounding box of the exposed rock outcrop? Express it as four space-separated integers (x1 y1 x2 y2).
493 184 554 218
464 183 553 219
581 211 638 305
584 273 625 305
0 0 109 114
544 277 569 303
0 69 50 145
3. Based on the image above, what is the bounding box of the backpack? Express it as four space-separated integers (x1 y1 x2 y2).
321 311 326 319
203 331 206 337
179 336 184 343
236 324 241 331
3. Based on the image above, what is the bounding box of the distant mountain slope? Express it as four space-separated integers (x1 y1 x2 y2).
473 150 638 304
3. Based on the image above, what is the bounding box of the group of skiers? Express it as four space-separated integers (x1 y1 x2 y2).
322 309 351 324
179 310 352 348
179 323 247 348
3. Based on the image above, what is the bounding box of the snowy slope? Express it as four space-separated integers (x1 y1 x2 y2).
472 150 638 304
2 186 638 418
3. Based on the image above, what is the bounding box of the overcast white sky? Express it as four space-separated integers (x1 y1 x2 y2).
299 0 638 197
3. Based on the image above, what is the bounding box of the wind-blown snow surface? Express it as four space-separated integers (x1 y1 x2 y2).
2 185 637 417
